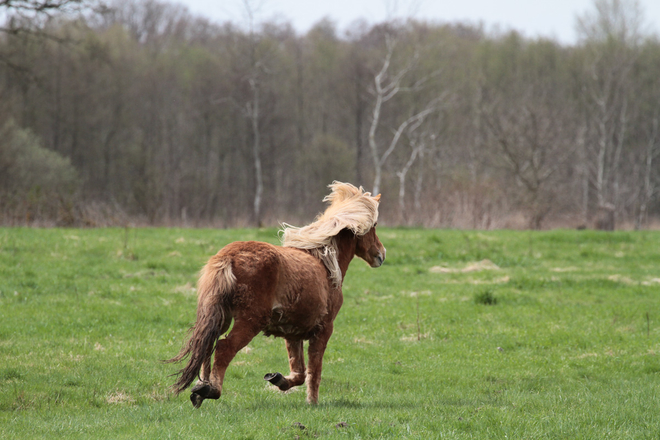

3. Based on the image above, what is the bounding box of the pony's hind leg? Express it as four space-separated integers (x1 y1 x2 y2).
190 318 260 408
194 358 211 389
191 358 213 407
264 339 306 391
195 315 231 388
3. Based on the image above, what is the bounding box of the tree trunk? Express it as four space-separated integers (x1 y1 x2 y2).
248 78 263 227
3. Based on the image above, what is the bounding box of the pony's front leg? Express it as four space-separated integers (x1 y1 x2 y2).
305 324 333 405
190 318 259 408
264 339 306 391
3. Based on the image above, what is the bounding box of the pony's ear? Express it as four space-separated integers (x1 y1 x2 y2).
374 194 381 202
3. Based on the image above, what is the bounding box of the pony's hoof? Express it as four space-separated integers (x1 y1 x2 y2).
190 382 220 408
264 372 289 390
190 392 204 408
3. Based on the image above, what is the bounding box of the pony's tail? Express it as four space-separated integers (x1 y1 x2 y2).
165 256 236 394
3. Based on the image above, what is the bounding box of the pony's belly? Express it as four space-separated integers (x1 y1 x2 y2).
263 325 320 340
263 323 323 339
263 307 325 340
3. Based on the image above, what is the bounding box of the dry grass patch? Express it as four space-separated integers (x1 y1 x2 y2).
106 391 135 405
173 282 196 296
430 259 500 273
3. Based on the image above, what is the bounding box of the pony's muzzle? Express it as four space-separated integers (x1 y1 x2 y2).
373 249 386 267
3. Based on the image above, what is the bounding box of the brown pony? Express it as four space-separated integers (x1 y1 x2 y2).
167 182 386 407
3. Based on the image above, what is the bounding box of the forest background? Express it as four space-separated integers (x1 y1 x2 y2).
1 0 659 230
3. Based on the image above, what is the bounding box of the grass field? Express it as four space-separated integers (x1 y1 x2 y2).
1 227 659 439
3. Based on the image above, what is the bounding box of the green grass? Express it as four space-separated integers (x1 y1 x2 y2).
1 227 659 439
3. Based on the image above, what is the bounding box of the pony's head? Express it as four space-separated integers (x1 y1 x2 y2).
355 219 386 268
281 181 384 285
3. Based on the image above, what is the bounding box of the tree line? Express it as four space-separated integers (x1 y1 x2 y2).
0 0 658 229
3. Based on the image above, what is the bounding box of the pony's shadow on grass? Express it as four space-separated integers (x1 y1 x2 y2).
322 398 419 410
248 397 418 411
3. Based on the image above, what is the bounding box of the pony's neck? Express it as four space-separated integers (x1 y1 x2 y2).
334 229 357 284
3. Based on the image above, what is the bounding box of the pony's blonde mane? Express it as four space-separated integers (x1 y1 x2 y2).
280 181 380 286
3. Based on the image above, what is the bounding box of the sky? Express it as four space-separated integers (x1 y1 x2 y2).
176 0 660 44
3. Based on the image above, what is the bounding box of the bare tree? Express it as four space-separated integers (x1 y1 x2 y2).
576 0 646 225
367 30 442 195
0 0 85 20
242 0 266 226
483 90 579 229
245 73 264 225
576 0 646 45
0 0 92 73
636 112 660 228
395 116 434 223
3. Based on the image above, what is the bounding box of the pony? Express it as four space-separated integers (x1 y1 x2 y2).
167 182 386 407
